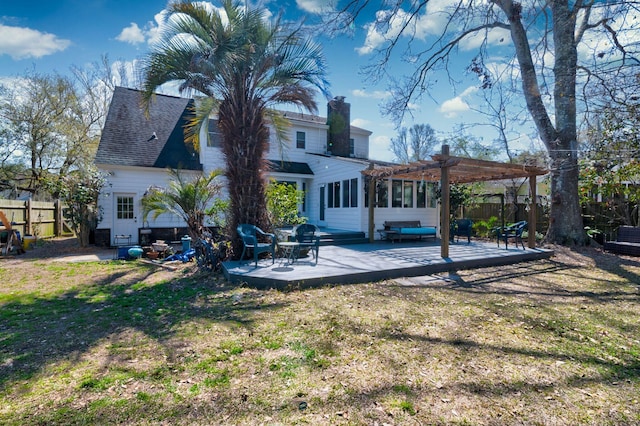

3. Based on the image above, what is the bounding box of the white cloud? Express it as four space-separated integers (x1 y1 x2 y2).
0 24 70 60
351 89 390 99
485 61 516 83
296 0 334 14
439 97 469 118
356 0 513 56
116 11 168 47
459 86 478 97
356 1 452 55
459 26 510 51
438 85 477 118
369 134 393 161
146 12 167 46
351 118 371 128
116 23 145 45
357 9 407 55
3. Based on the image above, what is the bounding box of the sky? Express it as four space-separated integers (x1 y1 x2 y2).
0 0 544 162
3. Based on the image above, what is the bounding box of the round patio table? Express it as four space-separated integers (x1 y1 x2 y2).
278 241 300 265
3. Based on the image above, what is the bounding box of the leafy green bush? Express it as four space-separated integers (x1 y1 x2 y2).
266 180 307 228
205 198 230 228
473 216 500 238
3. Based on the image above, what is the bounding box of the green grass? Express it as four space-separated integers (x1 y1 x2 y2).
0 247 639 425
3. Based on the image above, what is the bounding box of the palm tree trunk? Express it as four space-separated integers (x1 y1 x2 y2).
218 97 272 256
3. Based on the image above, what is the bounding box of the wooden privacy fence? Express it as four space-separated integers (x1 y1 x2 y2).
0 199 71 238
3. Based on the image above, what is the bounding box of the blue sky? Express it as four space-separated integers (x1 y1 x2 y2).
0 0 541 161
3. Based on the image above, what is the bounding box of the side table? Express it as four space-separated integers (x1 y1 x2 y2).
278 241 300 265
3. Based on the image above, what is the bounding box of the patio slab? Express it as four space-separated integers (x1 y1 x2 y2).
222 240 554 289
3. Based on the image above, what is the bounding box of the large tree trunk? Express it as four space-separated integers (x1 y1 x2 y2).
546 1 587 244
499 0 588 245
218 96 272 257
547 149 585 243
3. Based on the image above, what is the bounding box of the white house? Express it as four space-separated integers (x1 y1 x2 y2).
94 87 440 246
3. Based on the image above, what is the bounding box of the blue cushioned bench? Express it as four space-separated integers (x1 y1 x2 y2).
379 221 437 242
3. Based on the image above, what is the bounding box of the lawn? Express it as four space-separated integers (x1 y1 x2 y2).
0 242 639 425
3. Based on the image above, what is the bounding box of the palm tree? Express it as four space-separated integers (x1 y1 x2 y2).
141 0 329 255
141 168 224 240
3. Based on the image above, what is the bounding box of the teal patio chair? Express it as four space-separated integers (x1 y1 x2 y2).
495 221 527 249
450 218 473 243
291 223 320 264
237 224 276 267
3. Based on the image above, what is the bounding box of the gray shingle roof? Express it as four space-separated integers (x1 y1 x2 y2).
267 159 314 175
280 110 371 134
95 87 202 171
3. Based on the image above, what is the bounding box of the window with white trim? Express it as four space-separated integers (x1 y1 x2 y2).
296 131 306 149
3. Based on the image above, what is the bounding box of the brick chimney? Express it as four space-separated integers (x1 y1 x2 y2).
326 96 350 157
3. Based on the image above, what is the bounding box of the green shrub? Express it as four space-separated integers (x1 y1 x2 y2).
473 216 500 238
266 180 307 228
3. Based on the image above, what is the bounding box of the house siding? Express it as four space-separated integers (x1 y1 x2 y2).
97 88 443 242
306 154 369 231
368 178 440 237
97 166 201 242
267 117 329 162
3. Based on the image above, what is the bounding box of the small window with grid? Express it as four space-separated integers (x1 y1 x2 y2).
117 196 134 219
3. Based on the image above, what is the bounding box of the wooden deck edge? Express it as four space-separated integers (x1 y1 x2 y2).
223 249 554 290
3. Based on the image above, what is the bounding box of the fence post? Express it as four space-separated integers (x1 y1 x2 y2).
26 198 32 235
55 199 61 236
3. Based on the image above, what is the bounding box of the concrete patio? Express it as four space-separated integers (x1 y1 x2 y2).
223 239 554 289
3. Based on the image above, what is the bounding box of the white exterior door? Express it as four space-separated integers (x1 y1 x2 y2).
112 193 138 245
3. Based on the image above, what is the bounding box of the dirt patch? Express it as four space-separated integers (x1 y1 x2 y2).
16 236 104 260
2 237 194 279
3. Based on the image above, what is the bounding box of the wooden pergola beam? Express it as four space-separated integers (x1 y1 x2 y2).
528 176 537 248
363 154 547 183
441 145 451 258
362 144 548 256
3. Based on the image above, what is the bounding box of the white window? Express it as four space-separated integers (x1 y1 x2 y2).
296 131 306 149
207 120 222 147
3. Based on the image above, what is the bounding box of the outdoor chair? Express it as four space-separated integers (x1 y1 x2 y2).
495 221 527 249
450 218 473 243
291 223 320 264
236 224 276 267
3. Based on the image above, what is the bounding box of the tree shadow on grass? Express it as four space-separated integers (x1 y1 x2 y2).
397 256 639 305
0 263 287 390
594 251 640 287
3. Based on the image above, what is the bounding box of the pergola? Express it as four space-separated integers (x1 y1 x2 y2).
362 145 548 258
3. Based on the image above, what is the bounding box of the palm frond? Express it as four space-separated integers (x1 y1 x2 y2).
141 168 225 238
184 96 219 151
264 108 292 155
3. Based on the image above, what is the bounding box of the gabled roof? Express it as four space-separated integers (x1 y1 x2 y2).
280 110 372 135
95 87 202 171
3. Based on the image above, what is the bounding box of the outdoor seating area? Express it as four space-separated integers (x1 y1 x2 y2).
238 223 321 267
378 220 437 242
604 225 640 256
495 221 528 249
224 238 553 289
